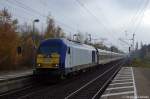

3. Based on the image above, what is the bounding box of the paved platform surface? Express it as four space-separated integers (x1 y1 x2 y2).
101 67 150 99
134 67 150 99
0 69 32 81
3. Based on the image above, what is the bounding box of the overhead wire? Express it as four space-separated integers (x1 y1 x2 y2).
75 0 118 46
2 0 31 21
120 0 145 46
6 0 118 41
123 0 148 34
120 0 142 33
132 0 149 34
95 5 119 36
122 0 148 46
37 0 82 33
75 0 115 34
6 0 76 33
13 0 47 18
4 0 148 51
117 0 148 51
125 0 144 31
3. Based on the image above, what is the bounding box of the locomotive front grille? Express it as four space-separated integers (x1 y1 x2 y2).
36 53 60 68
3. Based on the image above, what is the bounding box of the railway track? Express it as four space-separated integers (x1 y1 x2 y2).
0 60 125 99
65 61 124 99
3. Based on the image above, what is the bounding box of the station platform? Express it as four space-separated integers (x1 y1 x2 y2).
101 67 150 99
0 69 32 81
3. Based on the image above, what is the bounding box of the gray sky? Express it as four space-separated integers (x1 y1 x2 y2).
0 0 150 52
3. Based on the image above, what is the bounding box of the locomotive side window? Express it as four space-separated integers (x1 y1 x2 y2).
92 51 96 63
68 47 70 54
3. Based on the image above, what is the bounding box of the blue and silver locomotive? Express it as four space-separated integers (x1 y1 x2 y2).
34 38 124 76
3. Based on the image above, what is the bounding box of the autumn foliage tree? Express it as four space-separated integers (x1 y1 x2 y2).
0 8 19 70
0 9 66 71
19 22 45 67
44 16 65 39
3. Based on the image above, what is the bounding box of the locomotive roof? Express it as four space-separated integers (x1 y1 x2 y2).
63 39 96 51
40 38 96 51
40 38 124 56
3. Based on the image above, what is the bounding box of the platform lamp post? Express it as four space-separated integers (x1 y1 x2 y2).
32 19 39 70
33 19 40 33
32 19 39 48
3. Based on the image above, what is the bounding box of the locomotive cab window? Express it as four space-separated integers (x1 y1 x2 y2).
68 47 70 54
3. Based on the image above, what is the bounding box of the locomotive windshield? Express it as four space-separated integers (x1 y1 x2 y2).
38 45 60 55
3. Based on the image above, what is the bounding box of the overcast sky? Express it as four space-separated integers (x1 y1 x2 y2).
0 0 150 52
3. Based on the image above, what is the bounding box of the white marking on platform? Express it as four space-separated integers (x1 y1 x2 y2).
106 86 134 90
117 73 132 75
131 67 137 99
116 76 132 78
117 74 132 76
112 79 133 82
101 91 134 97
109 82 133 86
101 67 137 98
114 77 132 79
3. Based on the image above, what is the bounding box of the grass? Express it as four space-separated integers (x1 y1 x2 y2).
130 58 150 68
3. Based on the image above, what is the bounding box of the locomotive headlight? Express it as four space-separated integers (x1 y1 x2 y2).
38 64 41 67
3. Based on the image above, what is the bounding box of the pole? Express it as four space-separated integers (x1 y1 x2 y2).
32 19 39 48
132 33 135 51
32 19 39 69
33 21 37 50
88 34 91 42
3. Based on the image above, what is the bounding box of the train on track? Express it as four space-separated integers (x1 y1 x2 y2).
34 38 125 77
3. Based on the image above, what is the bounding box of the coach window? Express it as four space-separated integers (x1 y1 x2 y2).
68 47 70 54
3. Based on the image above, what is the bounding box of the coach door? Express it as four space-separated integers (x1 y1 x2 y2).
67 47 71 67
92 51 96 63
